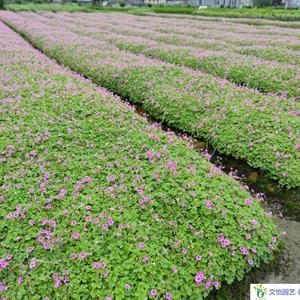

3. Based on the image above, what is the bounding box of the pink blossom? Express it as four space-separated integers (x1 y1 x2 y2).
150 289 157 296
70 253 77 260
195 255 202 262
195 271 205 286
142 255 149 263
205 200 213 210
29 258 36 269
214 281 219 289
54 277 61 288
205 279 211 289
244 198 253 206
182 247 188 254
125 283 131 289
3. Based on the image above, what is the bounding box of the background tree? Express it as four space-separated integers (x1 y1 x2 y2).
0 0 4 10
92 0 101 6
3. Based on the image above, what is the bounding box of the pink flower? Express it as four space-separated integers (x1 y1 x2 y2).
165 292 172 299
29 258 36 269
195 255 202 262
0 282 7 292
182 247 188 254
221 239 230 248
79 252 88 259
125 283 131 289
205 201 213 210
250 219 257 225
70 253 77 260
54 277 61 288
195 271 205 286
213 281 219 289
0 259 9 269
93 262 100 269
17 277 23 285
244 198 253 206
150 289 157 296
217 235 224 242
142 255 149 263
240 246 249 256
138 242 145 250
172 266 177 273
73 232 79 240
205 280 211 289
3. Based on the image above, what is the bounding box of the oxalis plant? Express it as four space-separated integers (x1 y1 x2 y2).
0 21 281 299
2 11 299 189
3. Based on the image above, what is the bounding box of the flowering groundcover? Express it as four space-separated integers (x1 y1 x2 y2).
1 12 299 189
0 22 280 299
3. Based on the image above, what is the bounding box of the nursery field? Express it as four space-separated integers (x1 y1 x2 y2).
0 10 299 300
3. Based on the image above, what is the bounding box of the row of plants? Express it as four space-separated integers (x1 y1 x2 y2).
1 11 299 189
44 11 300 64
39 12 300 98
0 20 280 299
154 11 300 29
192 7 300 22
132 15 300 63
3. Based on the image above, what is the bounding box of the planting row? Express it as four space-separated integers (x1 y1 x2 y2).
36 12 300 98
52 12 300 62
1 11 299 189
0 21 279 299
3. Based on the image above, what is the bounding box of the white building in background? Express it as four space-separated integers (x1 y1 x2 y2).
186 0 253 6
282 0 300 7
144 0 166 4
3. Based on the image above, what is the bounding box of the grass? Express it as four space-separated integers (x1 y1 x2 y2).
5 3 300 22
